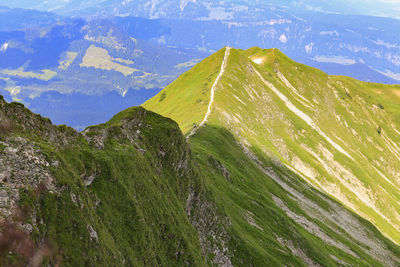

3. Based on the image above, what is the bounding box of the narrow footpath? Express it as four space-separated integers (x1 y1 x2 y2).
187 46 231 138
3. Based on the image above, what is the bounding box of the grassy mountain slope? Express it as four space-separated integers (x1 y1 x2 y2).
144 46 400 264
2 91 400 267
0 96 217 265
191 125 400 266
2 46 400 265
144 48 226 133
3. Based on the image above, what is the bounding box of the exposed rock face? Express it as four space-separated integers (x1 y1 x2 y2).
0 137 55 218
87 225 99 243
186 188 233 266
0 97 75 220
208 156 230 181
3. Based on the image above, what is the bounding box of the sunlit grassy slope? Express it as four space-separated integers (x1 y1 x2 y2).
144 48 226 133
144 46 400 264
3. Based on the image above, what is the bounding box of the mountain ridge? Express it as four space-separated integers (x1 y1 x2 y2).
144 46 400 245
1 47 400 265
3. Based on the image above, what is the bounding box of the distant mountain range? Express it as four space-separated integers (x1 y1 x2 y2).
110 8 400 84
0 7 206 129
3 0 400 19
0 5 60 31
0 2 399 129
2 3 400 87
0 17 204 95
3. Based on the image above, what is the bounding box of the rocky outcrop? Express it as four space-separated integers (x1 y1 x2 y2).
0 98 233 266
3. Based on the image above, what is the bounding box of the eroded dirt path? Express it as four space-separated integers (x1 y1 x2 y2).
187 46 231 138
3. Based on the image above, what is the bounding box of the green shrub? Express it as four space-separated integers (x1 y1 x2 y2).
376 126 382 135
159 92 166 102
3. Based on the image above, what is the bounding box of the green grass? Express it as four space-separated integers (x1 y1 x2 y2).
143 46 400 264
1 100 208 266
3 45 400 266
143 48 227 133
145 46 400 245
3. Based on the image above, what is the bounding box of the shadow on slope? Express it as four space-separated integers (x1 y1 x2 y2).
190 125 400 266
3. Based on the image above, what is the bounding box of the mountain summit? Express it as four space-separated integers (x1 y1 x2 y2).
144 47 400 246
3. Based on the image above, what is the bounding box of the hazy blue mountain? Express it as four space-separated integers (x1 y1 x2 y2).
301 61 400 84
1 2 400 84
0 14 204 129
111 10 400 84
0 5 61 31
2 0 399 19
0 17 207 128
